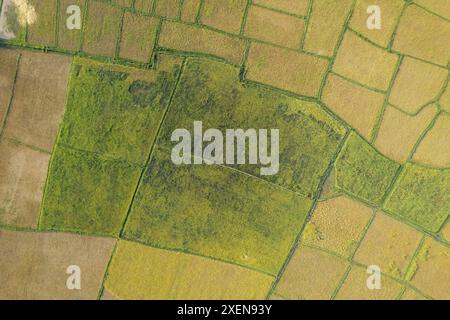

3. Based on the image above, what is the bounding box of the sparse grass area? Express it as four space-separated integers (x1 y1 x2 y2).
40 146 141 236
335 132 400 205
27 0 56 47
123 148 313 274
58 56 181 164
384 163 450 233
158 58 347 197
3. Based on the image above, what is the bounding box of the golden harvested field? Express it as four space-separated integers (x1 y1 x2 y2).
244 5 304 49
322 73 384 139
333 31 398 91
407 238 450 300
274 246 348 300
392 5 450 67
335 265 403 300
375 104 438 163
389 57 447 114
158 21 245 65
0 230 115 299
246 42 329 97
354 213 423 279
118 13 159 63
302 196 373 258
105 241 274 300
200 0 247 35
303 0 353 57
349 0 404 47
413 113 450 168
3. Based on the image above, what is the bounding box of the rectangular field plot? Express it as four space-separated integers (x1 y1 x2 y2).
246 42 329 97
384 163 450 233
58 55 182 165
118 13 158 63
157 58 347 197
158 21 246 65
58 0 84 51
0 230 115 299
3 51 71 152
335 132 400 205
123 148 313 274
39 146 141 236
200 0 247 34
27 0 56 47
82 1 121 57
0 139 50 228
0 49 18 131
105 241 274 299
244 5 305 49
252 0 308 16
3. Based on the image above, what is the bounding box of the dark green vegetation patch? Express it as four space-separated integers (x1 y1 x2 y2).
158 58 347 198
39 147 141 236
335 132 400 205
58 57 181 165
123 148 313 274
384 164 450 233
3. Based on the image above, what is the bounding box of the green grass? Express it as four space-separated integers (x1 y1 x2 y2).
58 58 181 165
334 132 401 205
123 147 313 274
384 163 450 233
39 146 141 236
27 0 56 47
157 58 347 197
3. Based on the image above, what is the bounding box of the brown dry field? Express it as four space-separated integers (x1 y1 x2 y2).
392 5 450 67
350 0 404 47
440 84 450 113
0 138 50 228
119 13 159 63
335 265 403 300
354 213 422 279
322 73 384 139
252 0 308 16
275 246 348 300
408 238 450 300
134 0 154 14
303 0 353 57
105 240 273 300
201 0 247 35
375 103 438 163
58 0 84 52
244 5 304 49
400 288 428 300
0 230 115 299
3 51 71 152
181 0 201 23
413 113 450 168
82 1 121 57
333 31 398 91
246 42 329 97
0 49 18 132
158 21 245 65
302 196 373 258
155 0 180 19
389 58 447 114
415 0 450 20
27 0 56 47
